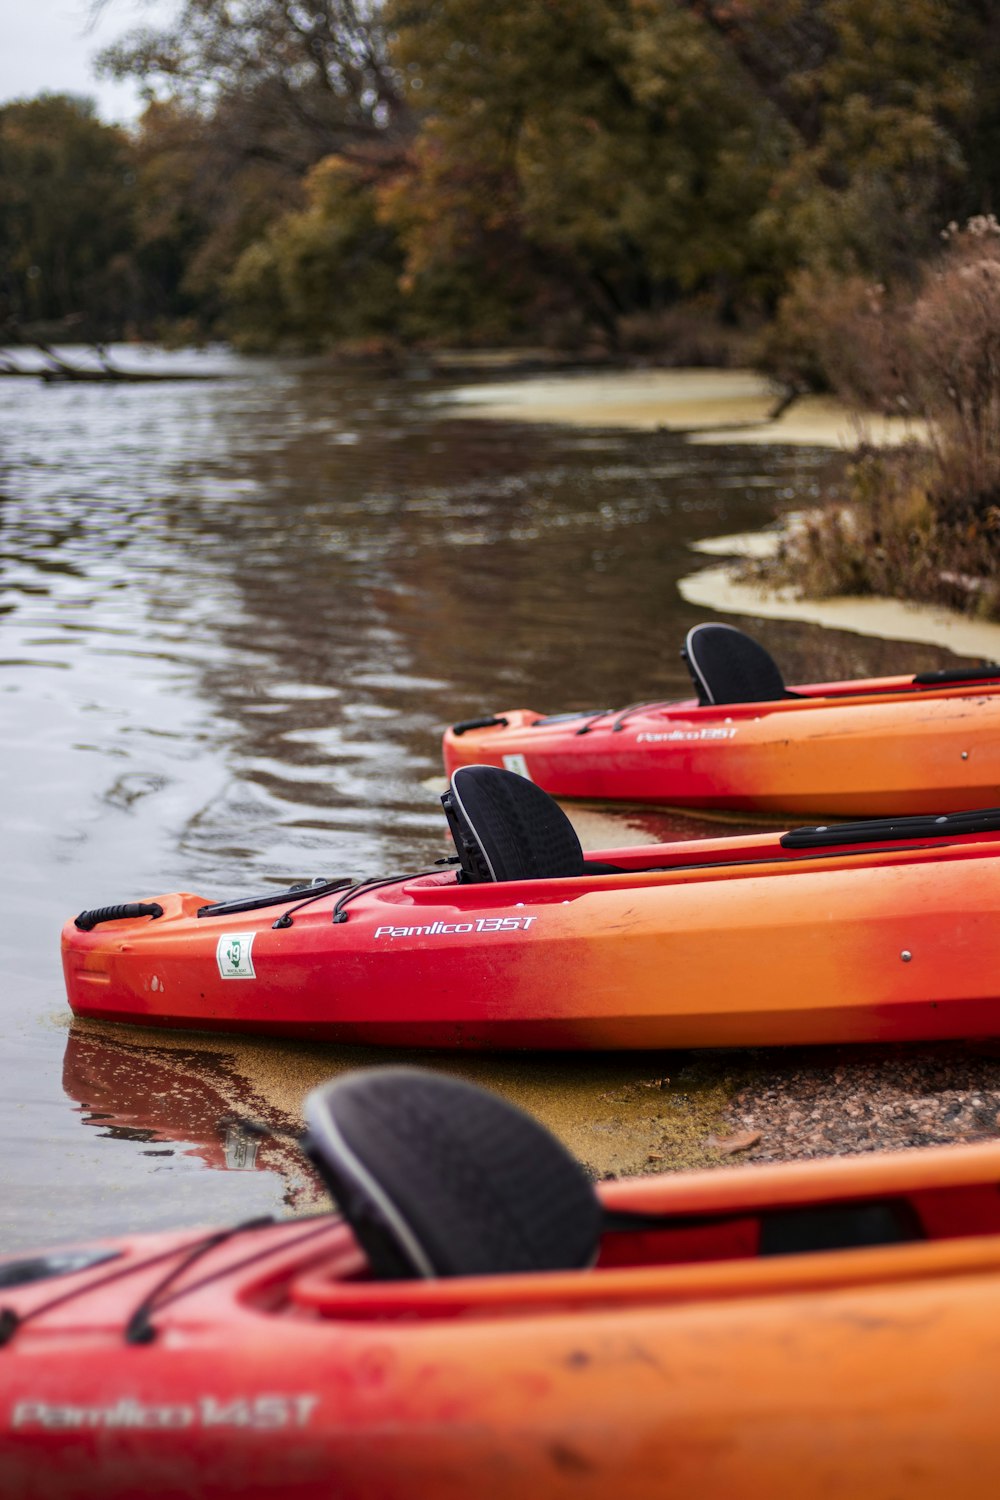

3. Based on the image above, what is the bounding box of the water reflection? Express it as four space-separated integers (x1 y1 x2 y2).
64 1026 313 1188
0 348 969 1250
60 1018 735 1216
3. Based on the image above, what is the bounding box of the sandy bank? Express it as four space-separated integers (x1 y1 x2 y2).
679 529 1000 659
443 368 926 449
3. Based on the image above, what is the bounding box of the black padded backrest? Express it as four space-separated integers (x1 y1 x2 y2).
303 1068 602 1279
682 622 789 706
442 764 586 882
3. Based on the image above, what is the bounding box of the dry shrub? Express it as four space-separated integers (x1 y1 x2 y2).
910 220 1000 510
763 220 1000 618
766 447 935 597
759 269 910 412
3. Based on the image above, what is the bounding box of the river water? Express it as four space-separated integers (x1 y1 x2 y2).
0 347 961 1252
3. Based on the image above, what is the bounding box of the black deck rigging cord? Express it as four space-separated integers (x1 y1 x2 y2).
331 871 435 924
574 700 672 736
572 708 615 737
609 700 671 732
271 879 353 929
122 1216 335 1346
0 1216 288 1349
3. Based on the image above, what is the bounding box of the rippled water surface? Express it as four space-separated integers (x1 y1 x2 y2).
0 347 961 1251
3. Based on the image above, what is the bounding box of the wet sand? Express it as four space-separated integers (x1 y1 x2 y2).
679 528 1000 660
443 369 926 448
66 1014 736 1193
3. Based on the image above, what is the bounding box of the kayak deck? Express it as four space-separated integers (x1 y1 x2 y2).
443 675 1000 816
62 812 1000 1048
6 1140 1000 1498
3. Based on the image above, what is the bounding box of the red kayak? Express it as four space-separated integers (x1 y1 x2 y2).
442 622 1000 816
62 765 1000 1049
4 1068 1000 1499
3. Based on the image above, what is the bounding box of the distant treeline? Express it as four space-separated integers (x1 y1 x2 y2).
4 0 1000 354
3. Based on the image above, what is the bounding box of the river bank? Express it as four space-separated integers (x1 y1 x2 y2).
443 367 927 447
679 528 1000 660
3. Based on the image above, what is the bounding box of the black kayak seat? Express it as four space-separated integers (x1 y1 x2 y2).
302 1069 925 1282
303 1069 602 1279
442 764 624 882
682 622 800 706
685 625 1000 704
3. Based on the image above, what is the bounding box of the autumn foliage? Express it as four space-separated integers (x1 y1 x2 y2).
8 0 1000 356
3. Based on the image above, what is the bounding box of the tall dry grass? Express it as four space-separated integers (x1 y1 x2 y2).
762 218 1000 617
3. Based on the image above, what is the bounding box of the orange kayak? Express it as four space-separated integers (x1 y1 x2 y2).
442 623 1000 816
4 1067 1000 1500
62 765 1000 1049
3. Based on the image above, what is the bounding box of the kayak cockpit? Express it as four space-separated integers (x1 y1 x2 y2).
281 1069 1000 1322
11 1071 1000 1346
463 624 1000 739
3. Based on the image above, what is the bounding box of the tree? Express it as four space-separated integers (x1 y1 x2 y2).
99 0 412 175
86 0 1000 349
677 0 974 281
226 156 406 346
0 94 138 335
383 0 789 340
99 1 415 336
132 98 306 327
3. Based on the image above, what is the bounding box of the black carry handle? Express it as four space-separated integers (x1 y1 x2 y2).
450 715 508 736
913 664 1000 685
74 902 164 932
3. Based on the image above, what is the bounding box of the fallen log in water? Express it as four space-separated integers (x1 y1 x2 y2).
0 343 221 383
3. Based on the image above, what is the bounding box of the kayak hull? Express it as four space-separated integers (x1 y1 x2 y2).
63 826 1000 1048
442 678 1000 816
6 1142 1000 1498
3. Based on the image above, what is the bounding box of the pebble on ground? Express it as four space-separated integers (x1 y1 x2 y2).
720 1042 1000 1162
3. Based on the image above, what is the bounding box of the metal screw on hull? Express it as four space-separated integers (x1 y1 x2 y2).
901 950 913 962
